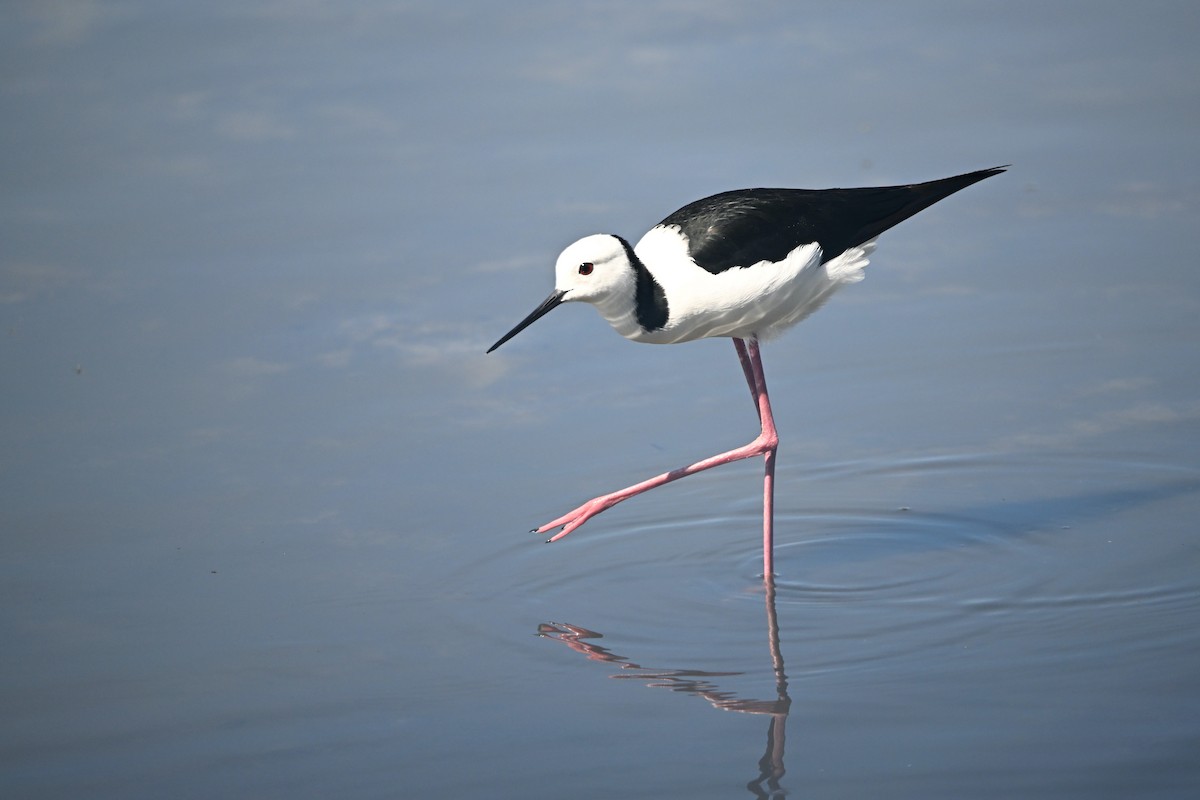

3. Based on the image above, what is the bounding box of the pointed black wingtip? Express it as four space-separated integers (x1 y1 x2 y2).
958 165 1009 183
974 165 1010 180
942 165 1008 188
959 165 1009 191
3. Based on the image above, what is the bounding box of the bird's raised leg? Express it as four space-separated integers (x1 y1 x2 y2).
537 337 779 575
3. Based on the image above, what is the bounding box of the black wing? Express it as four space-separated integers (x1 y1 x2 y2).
658 166 1006 274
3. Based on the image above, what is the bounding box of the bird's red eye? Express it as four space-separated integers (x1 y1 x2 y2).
578 262 594 276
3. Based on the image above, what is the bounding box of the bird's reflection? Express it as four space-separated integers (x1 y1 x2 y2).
538 577 790 798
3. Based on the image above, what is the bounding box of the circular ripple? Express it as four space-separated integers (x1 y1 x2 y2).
451 449 1200 682
460 450 1200 637
768 506 1029 604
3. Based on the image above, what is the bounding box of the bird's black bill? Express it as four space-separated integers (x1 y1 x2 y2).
486 289 566 353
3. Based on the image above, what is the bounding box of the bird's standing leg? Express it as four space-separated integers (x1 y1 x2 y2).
736 337 777 578
537 337 779 576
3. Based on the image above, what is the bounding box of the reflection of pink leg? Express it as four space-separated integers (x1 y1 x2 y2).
538 337 780 576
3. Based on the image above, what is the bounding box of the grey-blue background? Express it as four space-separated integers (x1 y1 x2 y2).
3 2 1198 798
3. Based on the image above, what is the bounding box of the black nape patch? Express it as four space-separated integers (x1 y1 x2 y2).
616 236 668 332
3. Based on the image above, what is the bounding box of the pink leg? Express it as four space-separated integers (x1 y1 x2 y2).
538 337 780 576
734 338 776 575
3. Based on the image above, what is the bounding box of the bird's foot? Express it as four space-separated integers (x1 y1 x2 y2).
533 493 624 542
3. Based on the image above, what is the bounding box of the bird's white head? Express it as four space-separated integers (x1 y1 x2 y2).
552 234 634 305
487 233 635 353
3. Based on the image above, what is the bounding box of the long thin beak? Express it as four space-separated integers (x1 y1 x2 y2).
486 289 566 353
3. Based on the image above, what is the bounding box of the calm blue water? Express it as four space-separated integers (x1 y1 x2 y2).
3 2 1199 798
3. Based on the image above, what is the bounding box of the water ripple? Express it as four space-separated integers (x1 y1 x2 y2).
455 449 1200 673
